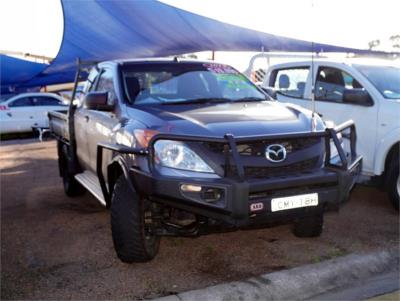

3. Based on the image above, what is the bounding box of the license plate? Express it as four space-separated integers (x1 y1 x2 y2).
271 193 318 212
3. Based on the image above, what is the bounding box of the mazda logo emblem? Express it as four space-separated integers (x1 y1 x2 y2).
265 144 287 162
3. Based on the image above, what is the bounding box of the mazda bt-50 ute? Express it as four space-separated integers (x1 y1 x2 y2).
49 58 361 262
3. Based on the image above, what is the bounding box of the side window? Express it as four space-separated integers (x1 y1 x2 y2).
95 69 117 105
315 66 364 102
82 68 99 95
74 68 99 107
34 96 63 106
271 67 309 98
8 97 33 107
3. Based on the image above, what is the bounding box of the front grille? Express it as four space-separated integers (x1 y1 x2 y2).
249 182 337 200
205 137 320 157
225 156 320 179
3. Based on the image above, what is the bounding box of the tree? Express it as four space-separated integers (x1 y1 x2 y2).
368 39 380 50
389 34 400 49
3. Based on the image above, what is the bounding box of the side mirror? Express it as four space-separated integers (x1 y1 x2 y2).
343 89 373 107
83 92 114 111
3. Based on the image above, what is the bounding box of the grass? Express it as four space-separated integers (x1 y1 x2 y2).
311 246 348 264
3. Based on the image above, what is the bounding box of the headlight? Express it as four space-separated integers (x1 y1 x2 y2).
154 140 214 173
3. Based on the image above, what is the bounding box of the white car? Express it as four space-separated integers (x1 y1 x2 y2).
262 58 400 209
0 92 67 134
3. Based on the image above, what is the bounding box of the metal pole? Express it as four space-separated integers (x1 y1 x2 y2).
68 58 82 173
310 0 317 132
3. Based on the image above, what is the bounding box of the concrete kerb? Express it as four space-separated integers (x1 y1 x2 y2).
153 248 399 301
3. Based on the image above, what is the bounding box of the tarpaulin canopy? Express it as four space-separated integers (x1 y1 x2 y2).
1 55 47 86
1 0 393 90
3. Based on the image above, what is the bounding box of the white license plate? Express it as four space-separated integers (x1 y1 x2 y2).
271 193 318 212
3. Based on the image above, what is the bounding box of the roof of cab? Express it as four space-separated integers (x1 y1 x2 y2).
269 57 399 69
102 57 218 67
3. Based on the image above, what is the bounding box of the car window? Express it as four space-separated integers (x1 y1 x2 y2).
122 63 265 105
34 96 63 106
354 64 400 99
8 97 34 107
83 68 99 94
76 68 100 107
96 69 116 105
272 67 309 98
315 66 364 102
127 71 177 98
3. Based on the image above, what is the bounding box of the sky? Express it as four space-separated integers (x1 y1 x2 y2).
0 0 399 69
0 0 63 61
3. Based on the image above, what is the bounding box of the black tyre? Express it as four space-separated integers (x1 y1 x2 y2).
293 213 324 238
386 159 399 211
111 175 160 263
62 170 86 197
59 145 85 197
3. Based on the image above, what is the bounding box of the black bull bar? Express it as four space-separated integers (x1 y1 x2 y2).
96 120 362 206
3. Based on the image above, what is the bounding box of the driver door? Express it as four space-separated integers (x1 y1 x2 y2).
74 68 100 170
85 67 120 173
312 65 378 172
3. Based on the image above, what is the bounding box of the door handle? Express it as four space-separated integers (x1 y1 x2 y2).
6 112 12 117
84 115 90 122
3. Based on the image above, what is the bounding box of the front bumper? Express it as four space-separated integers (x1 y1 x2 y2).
131 156 361 227
97 120 362 227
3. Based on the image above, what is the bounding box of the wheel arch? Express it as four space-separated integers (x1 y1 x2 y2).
384 142 400 185
373 129 400 175
57 140 69 177
107 160 124 203
106 155 137 205
385 142 400 166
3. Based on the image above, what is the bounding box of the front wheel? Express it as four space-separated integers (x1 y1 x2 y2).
293 213 324 238
386 159 399 211
110 175 160 263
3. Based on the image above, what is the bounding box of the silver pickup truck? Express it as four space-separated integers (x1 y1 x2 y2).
49 58 362 263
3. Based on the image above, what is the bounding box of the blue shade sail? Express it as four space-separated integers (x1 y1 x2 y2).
1 0 394 90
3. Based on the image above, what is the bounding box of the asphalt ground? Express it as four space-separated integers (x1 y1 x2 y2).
1 139 399 300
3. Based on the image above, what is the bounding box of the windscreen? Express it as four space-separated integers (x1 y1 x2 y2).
355 64 400 99
121 62 266 104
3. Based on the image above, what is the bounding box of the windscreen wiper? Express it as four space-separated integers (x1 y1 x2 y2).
161 97 232 105
232 97 269 102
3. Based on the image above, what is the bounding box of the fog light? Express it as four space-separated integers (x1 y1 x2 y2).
201 188 223 203
181 184 202 192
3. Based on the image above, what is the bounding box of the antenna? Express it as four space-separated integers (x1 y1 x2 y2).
311 40 316 113
310 0 317 132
